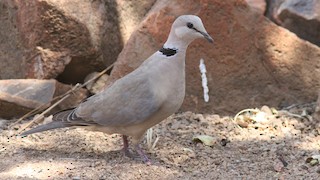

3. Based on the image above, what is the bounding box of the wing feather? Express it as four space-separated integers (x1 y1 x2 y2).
74 67 163 126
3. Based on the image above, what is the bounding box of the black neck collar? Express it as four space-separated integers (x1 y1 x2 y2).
159 47 178 57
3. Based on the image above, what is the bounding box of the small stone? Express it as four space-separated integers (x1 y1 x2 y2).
310 159 319 166
237 120 248 128
274 161 284 172
261 105 273 115
200 122 209 128
84 72 109 94
299 165 308 170
220 138 229 146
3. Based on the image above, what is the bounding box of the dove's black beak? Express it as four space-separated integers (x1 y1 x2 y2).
190 26 214 43
202 32 214 43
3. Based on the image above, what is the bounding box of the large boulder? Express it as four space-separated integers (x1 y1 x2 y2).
0 0 154 83
0 0 98 81
0 79 88 119
107 0 320 114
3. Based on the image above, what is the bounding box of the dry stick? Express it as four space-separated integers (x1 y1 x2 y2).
14 62 115 132
10 92 73 128
232 108 260 130
9 102 50 128
17 93 72 134
11 79 93 127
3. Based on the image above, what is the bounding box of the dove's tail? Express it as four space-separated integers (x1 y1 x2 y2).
20 108 87 136
20 121 69 136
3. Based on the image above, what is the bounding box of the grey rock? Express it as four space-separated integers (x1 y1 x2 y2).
277 0 320 46
0 79 88 119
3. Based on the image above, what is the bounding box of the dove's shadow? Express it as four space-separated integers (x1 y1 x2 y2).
20 147 159 164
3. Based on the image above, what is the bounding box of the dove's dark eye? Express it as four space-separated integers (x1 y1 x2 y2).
186 22 193 29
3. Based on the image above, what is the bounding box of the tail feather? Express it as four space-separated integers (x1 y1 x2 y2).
20 121 69 136
52 109 75 121
21 108 92 136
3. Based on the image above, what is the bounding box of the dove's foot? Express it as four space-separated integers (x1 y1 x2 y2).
135 144 151 165
122 135 151 164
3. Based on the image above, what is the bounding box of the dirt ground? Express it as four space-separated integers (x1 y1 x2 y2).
0 105 320 179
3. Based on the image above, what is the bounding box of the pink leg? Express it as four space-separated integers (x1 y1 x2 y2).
122 135 131 157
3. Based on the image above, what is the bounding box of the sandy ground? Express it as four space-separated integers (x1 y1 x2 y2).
0 105 320 180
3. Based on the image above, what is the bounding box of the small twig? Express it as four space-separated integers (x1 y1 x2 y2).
232 108 260 129
276 151 288 167
233 108 260 121
9 103 48 128
151 136 159 150
277 154 288 167
282 102 316 110
17 89 74 134
277 110 306 119
13 62 115 130
147 128 153 150
146 128 159 151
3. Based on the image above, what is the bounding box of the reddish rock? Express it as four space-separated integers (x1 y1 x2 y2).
108 0 320 114
0 0 26 79
26 47 71 79
245 0 267 14
0 0 153 83
0 0 98 81
0 79 88 119
115 0 157 42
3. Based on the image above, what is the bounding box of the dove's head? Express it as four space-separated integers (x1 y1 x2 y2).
167 15 213 47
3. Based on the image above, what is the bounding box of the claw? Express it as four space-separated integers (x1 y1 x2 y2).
135 144 151 165
122 135 151 164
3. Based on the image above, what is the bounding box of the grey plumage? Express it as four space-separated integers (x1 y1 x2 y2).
21 15 213 163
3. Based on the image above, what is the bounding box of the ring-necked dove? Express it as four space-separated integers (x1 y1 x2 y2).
21 15 213 164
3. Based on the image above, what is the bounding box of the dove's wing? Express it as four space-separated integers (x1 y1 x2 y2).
72 63 164 126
